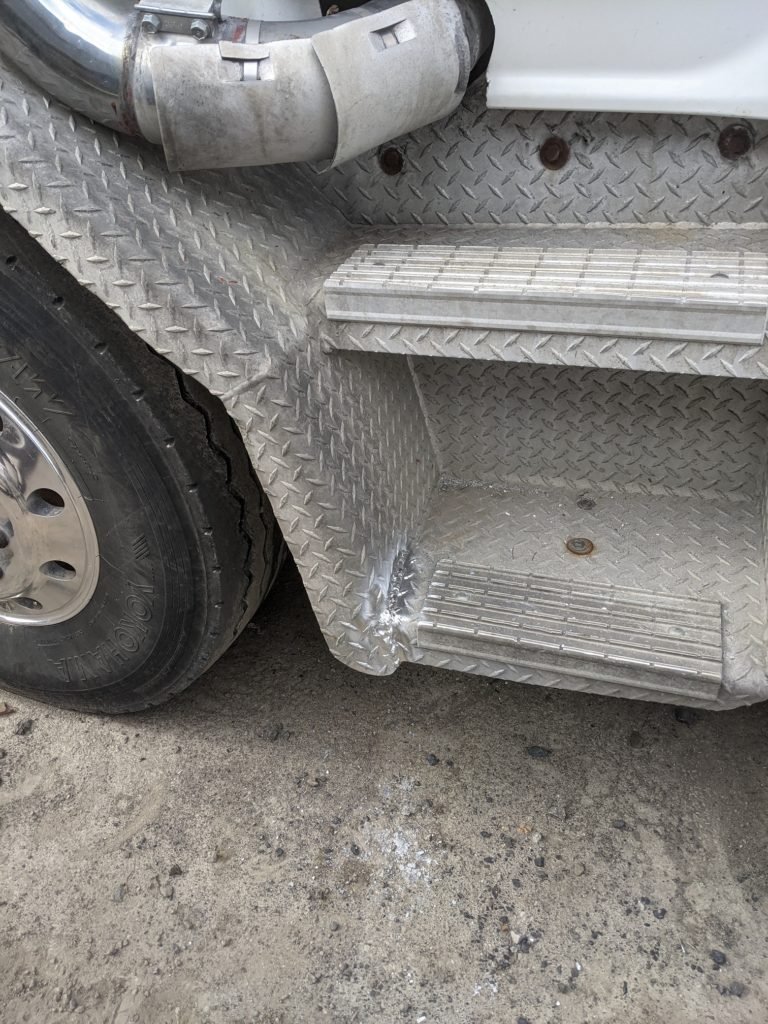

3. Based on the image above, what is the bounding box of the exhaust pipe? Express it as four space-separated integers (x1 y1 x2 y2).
0 0 493 171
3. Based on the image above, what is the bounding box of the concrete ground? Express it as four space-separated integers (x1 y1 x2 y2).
1 561 767 1024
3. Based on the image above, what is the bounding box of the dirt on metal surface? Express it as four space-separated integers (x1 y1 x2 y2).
1 562 766 1024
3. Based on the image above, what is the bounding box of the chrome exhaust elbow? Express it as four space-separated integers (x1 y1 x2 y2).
0 0 493 171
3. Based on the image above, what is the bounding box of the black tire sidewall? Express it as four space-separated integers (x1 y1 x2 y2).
0 259 216 710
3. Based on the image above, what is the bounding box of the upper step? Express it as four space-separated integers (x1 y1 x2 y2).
322 228 768 378
327 243 768 344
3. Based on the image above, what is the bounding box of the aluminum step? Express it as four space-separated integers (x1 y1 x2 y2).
418 560 724 701
325 242 768 346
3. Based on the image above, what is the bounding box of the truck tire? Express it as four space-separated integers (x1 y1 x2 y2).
0 212 283 713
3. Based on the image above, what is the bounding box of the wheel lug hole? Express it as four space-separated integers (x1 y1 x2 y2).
27 488 65 516
41 560 77 581
0 517 12 543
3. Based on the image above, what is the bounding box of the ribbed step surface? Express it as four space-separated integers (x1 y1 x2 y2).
326 243 768 345
418 561 724 700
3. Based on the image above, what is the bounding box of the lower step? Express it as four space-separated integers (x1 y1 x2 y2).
418 561 724 701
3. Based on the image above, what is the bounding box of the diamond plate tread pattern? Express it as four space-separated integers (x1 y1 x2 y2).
326 226 768 378
0 61 439 674
304 85 768 228
412 485 765 705
419 560 723 699
413 360 768 500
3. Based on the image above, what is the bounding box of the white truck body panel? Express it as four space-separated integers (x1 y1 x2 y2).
486 0 768 119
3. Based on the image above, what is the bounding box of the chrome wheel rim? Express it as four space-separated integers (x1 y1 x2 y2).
0 391 99 626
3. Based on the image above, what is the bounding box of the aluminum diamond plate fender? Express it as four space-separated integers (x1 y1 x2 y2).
0 58 439 674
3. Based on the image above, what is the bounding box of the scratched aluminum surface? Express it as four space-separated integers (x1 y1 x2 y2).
0 59 439 676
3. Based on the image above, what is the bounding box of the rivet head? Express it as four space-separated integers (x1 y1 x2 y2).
539 135 570 170
379 146 404 176
566 537 594 556
718 123 754 161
